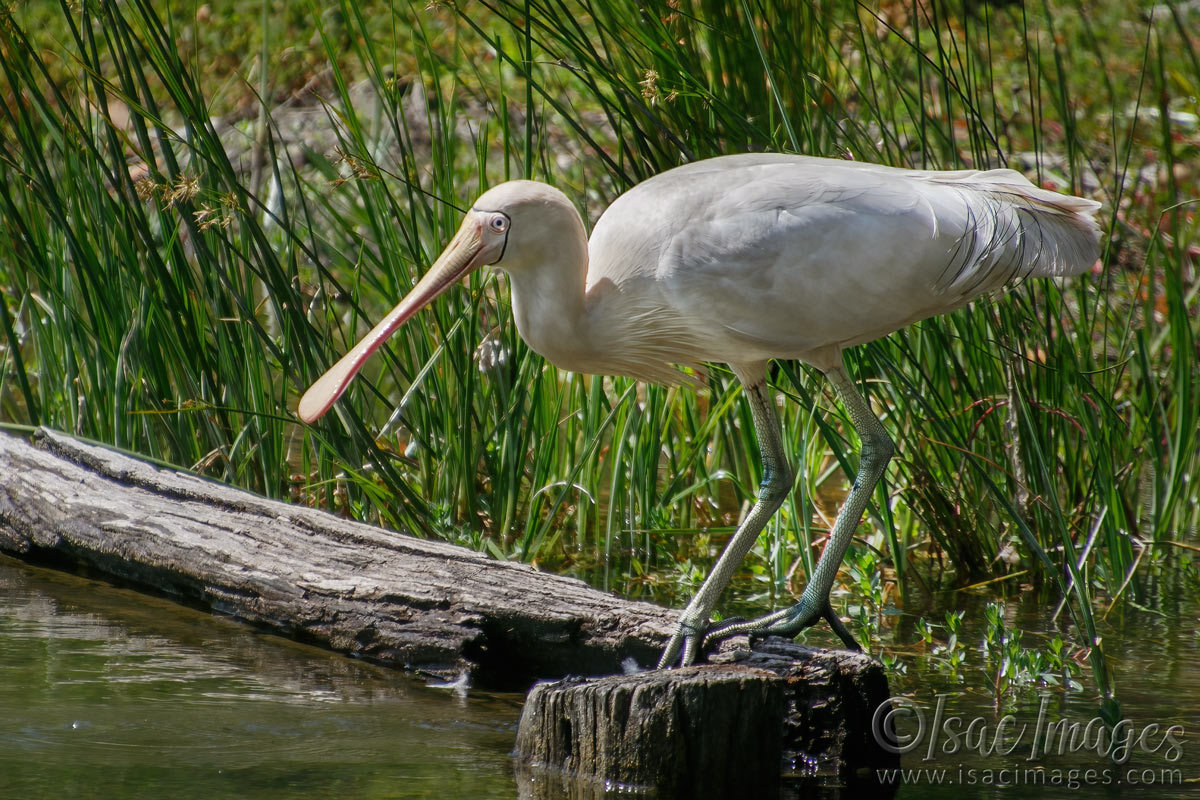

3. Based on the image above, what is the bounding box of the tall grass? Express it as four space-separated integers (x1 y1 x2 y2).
1 1 1197 707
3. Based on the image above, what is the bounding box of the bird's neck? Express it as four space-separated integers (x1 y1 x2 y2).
503 242 594 374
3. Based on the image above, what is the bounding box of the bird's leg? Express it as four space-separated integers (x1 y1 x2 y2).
657 371 792 669
705 359 893 652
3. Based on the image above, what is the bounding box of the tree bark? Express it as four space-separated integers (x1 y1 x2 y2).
0 428 674 688
516 663 786 798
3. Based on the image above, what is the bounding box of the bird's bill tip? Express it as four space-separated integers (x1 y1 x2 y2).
296 216 493 423
297 365 347 423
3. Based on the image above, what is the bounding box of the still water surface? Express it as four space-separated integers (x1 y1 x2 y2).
0 557 520 799
2 555 1197 798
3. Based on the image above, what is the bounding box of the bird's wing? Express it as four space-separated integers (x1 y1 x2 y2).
636 160 1098 357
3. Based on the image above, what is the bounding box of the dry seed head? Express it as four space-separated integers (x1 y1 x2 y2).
166 173 200 207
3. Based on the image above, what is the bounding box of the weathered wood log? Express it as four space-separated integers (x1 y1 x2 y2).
0 428 674 687
514 638 899 798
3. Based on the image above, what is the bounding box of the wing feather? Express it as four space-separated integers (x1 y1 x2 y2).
585 155 1101 363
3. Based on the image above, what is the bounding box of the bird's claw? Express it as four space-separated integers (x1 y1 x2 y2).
658 600 859 669
657 616 758 668
697 616 753 650
656 620 707 669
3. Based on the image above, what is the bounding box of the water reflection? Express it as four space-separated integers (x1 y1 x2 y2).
0 556 521 800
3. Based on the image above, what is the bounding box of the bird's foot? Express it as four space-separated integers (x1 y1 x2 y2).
702 597 862 653
657 619 707 669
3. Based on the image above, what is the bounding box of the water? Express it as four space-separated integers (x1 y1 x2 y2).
2 554 1197 798
875 591 1200 798
0 556 521 799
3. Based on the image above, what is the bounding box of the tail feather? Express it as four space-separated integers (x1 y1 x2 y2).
924 169 1102 296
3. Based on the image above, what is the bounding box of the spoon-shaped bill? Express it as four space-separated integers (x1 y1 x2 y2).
297 218 491 423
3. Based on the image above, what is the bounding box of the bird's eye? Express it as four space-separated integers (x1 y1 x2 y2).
489 214 509 234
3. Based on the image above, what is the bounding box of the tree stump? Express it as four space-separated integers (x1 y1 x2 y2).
514 638 899 798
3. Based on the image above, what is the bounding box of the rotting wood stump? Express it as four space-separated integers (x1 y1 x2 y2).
514 638 899 798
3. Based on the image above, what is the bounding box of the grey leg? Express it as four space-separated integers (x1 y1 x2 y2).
704 357 893 651
657 363 792 668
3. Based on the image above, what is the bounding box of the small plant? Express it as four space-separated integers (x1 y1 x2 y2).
915 616 935 647
846 548 886 642
981 603 1082 703
879 651 907 675
847 549 886 611
929 610 967 675
944 610 965 649
983 602 1006 650
852 604 874 644
1041 635 1084 692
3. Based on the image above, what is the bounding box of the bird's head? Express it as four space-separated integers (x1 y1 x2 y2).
467 180 584 274
297 180 579 424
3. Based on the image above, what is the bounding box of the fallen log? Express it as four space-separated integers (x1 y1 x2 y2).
0 427 674 687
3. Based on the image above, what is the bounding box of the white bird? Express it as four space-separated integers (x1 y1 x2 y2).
298 153 1101 668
